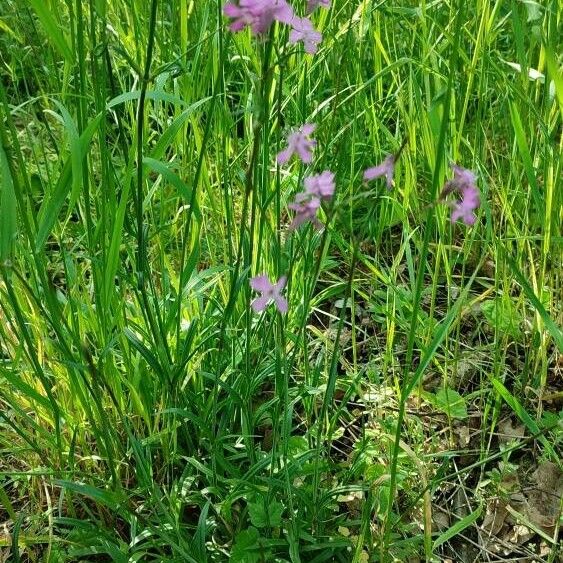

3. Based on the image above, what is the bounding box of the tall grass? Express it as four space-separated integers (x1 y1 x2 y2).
0 0 561 561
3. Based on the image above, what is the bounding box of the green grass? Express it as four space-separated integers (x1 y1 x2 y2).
0 0 561 561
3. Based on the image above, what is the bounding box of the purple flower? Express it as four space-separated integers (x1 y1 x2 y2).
451 186 480 225
288 193 322 230
288 169 335 230
440 163 481 226
307 0 331 12
304 171 335 200
289 17 322 54
363 154 396 189
223 0 294 35
223 2 253 31
451 164 477 188
277 123 316 165
250 274 288 313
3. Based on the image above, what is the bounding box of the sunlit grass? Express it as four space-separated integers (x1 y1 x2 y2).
0 0 561 561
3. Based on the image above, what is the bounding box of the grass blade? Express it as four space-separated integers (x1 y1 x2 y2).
432 505 482 550
27 0 72 61
0 142 16 260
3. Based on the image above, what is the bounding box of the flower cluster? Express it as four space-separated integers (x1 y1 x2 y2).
277 123 334 231
289 171 335 230
224 2 482 315
223 0 328 54
223 0 294 34
439 164 481 226
250 119 335 313
363 151 482 227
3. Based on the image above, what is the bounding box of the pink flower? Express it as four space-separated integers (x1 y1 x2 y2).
289 17 322 54
451 164 476 189
448 168 480 226
223 2 253 31
440 163 481 226
451 186 480 225
223 0 294 35
277 123 316 165
307 0 331 12
250 274 288 313
304 171 335 200
288 169 335 230
288 193 322 230
363 154 396 189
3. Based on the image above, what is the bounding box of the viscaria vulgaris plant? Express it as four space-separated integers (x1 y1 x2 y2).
223 0 325 55
439 163 481 226
223 0 295 34
277 123 317 164
222 2 482 309
250 274 288 313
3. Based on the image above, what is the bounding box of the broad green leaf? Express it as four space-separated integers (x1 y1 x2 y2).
509 102 542 214
0 366 52 411
435 388 468 420
248 497 283 528
124 328 168 383
35 112 103 251
518 0 543 22
545 46 563 120
191 500 210 562
55 480 125 512
231 527 261 563
107 90 201 110
143 157 201 220
47 100 82 213
405 264 481 398
0 484 16 521
103 160 134 310
501 247 563 353
149 99 212 161
0 19 22 42
481 298 521 339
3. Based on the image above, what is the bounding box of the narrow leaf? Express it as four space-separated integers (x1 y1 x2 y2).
143 157 201 220
27 0 73 61
0 142 17 260
432 505 482 550
501 247 563 352
490 377 554 457
508 102 542 214
35 113 103 251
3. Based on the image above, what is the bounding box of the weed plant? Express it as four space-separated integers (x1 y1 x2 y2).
0 0 561 561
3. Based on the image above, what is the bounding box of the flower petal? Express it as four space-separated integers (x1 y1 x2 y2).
251 295 270 313
274 275 287 291
250 274 272 292
277 147 292 165
274 295 288 314
274 0 295 24
363 155 395 184
301 123 316 135
296 144 313 163
223 3 240 16
451 163 476 187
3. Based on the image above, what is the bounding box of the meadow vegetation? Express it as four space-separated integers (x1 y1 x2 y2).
0 0 561 561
